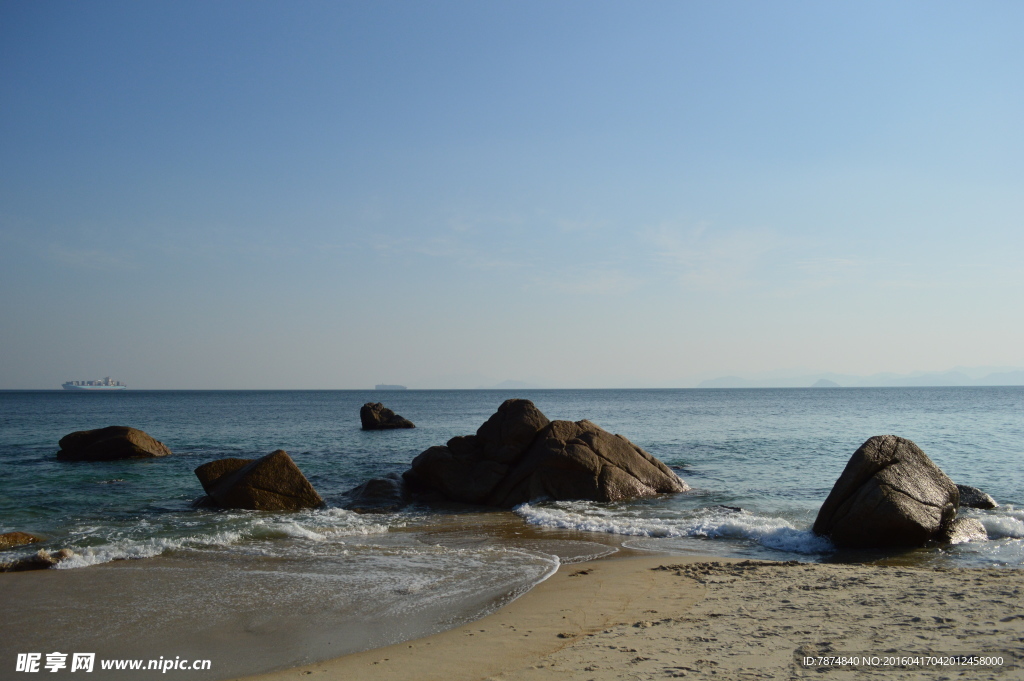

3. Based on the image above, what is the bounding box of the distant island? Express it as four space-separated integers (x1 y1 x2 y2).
374 384 408 390
811 379 841 388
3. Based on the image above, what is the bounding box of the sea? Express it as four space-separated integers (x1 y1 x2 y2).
1 388 1022 678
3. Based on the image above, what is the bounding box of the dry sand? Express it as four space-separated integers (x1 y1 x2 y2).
235 555 1024 681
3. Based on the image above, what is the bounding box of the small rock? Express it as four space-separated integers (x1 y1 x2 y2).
0 531 43 551
57 426 172 461
360 403 415 430
0 548 75 572
938 517 988 544
345 473 407 512
956 484 998 509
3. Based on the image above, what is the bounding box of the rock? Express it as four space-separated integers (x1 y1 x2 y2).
403 399 688 507
194 450 324 511
194 458 252 489
956 484 998 509
360 403 415 430
345 473 407 512
405 444 510 505
474 399 551 463
487 419 690 507
0 531 43 551
813 435 960 548
0 548 75 572
57 426 172 461
938 517 988 544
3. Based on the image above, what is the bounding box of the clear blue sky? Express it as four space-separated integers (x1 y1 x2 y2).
2 1 1022 388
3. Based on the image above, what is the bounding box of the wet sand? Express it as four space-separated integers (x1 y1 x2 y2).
236 556 1024 681
0 515 621 680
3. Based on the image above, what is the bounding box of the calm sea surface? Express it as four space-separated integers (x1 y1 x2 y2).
1 388 1022 676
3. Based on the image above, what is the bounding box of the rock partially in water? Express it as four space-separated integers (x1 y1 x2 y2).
360 403 415 430
956 484 998 509
0 548 75 572
488 419 690 507
194 450 324 511
194 458 252 488
403 399 688 507
813 435 959 548
57 426 172 461
938 517 988 544
345 473 407 512
0 531 42 551
405 444 510 505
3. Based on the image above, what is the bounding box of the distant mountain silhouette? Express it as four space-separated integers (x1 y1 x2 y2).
698 368 1024 389
477 380 543 389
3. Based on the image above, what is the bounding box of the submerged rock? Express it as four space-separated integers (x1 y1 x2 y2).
813 435 960 548
194 450 324 511
57 426 172 461
360 403 415 430
0 531 43 551
403 399 688 507
344 473 407 513
0 548 75 572
956 484 998 509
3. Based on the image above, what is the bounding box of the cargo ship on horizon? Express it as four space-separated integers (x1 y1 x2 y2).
62 377 127 391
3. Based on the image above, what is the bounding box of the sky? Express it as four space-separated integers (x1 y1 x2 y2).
1 1 1022 389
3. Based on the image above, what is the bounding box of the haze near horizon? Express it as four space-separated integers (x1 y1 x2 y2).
2 1 1022 389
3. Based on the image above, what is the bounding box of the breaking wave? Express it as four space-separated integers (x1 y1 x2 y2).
514 501 834 555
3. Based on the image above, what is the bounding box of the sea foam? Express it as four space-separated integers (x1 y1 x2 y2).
980 513 1024 539
52 507 395 569
514 501 833 555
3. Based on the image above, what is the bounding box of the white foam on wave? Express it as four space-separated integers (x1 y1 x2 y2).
980 514 1024 539
53 507 397 569
56 530 246 569
514 502 833 555
247 510 391 541
361 546 561 621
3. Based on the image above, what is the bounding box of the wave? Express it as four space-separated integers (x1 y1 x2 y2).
514 501 834 555
979 507 1024 540
53 507 395 569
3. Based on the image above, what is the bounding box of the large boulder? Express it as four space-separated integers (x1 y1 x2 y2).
956 484 998 509
57 426 172 461
194 450 324 511
0 532 42 551
488 419 691 506
403 399 688 507
813 435 960 548
360 403 415 430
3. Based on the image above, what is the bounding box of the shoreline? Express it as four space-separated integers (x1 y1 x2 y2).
232 553 1024 681
3 521 1022 680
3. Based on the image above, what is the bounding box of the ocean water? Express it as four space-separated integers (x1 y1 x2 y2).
1 388 1022 676
4 388 1020 567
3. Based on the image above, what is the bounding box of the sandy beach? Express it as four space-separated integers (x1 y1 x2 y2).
236 554 1024 681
